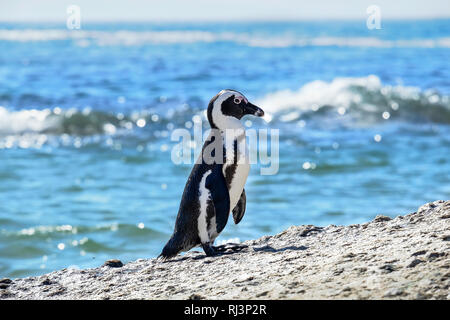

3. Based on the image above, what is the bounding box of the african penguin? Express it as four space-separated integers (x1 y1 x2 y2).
159 89 264 259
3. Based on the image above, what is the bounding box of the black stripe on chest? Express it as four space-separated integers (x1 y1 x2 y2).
224 140 238 189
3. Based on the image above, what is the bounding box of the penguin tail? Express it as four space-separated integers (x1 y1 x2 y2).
158 237 182 261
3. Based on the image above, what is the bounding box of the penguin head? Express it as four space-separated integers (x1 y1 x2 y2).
207 89 264 130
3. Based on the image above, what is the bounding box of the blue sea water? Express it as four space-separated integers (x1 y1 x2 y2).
0 20 449 278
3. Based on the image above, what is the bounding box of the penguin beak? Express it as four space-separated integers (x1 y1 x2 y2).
244 102 265 117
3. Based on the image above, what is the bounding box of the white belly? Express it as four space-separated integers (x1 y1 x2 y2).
220 129 250 211
223 133 250 210
227 162 250 210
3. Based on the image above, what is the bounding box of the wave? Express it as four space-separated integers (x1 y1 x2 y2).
0 222 164 238
0 104 193 148
1 29 450 48
0 106 161 149
1 76 449 149
256 75 450 125
0 106 132 136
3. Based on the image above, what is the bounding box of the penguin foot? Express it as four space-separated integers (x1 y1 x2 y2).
201 242 216 257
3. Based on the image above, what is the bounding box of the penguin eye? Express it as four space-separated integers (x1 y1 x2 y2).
234 97 243 104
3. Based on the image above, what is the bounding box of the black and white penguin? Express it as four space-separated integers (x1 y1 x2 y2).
159 89 264 259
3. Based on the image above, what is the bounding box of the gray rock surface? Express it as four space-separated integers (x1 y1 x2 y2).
1 200 449 300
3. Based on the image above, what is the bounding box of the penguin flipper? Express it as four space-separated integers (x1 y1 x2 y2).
205 166 230 234
232 188 246 224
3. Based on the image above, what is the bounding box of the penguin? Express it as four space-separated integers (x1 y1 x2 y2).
159 89 264 259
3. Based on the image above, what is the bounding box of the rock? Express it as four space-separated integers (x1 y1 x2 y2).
1 200 449 300
384 288 404 297
298 226 323 237
407 259 424 268
374 215 392 222
0 290 13 298
427 252 445 260
188 294 204 300
0 279 12 290
103 259 123 268
255 291 269 297
333 268 344 276
0 279 12 284
41 278 53 285
411 250 427 257
379 264 396 273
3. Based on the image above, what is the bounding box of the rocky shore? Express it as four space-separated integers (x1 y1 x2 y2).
1 200 449 300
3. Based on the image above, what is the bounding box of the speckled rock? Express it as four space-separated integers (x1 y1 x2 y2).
1 200 449 300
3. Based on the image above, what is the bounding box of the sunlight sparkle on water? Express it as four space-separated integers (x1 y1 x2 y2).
302 161 317 170
136 118 146 127
160 144 169 152
374 134 382 142
103 123 117 134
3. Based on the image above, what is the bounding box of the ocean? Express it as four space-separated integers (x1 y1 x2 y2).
0 20 449 278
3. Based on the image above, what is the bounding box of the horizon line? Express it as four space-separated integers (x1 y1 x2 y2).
1 16 449 24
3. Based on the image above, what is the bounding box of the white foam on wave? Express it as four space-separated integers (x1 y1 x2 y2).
256 75 382 114
255 75 449 121
0 107 62 149
0 106 127 149
1 76 448 148
0 107 59 135
1 29 449 48
0 106 134 136
0 29 222 46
